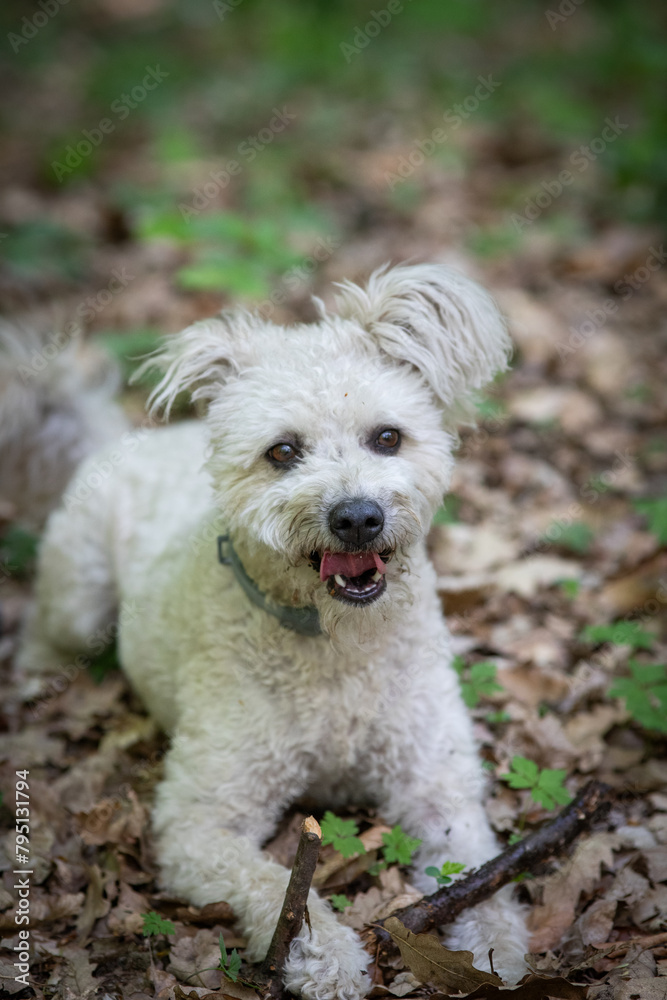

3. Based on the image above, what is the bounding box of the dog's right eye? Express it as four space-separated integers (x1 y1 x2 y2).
267 442 300 467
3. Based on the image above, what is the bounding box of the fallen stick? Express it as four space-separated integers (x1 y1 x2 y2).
373 779 611 944
260 816 322 996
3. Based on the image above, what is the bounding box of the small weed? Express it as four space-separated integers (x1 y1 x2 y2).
500 756 572 811
142 911 175 936
330 894 353 912
320 812 365 859
424 861 466 886
559 578 581 599
545 521 594 554
634 498 667 545
581 621 655 650
381 826 422 865
609 661 667 734
453 657 503 709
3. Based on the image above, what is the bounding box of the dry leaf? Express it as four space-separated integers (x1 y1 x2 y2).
168 927 224 990
107 881 149 935
384 916 499 993
55 945 98 1000
528 834 619 952
577 898 618 946
431 972 588 997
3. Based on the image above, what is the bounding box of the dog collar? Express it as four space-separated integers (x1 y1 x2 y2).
217 535 322 637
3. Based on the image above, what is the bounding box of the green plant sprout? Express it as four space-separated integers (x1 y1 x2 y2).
320 814 421 868
453 657 503 708
581 621 655 650
218 933 242 983
609 661 667 734
142 911 175 936
500 756 572 811
544 521 594 554
559 578 581 599
634 497 667 545
330 894 353 912
424 861 466 886
433 495 460 525
320 812 365 858
381 826 422 865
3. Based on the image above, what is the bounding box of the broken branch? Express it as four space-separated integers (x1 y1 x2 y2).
261 816 322 989
374 779 611 943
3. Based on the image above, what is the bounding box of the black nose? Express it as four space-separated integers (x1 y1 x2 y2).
329 498 384 546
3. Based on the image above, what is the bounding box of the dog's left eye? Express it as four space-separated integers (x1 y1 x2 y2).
374 428 401 452
267 442 300 466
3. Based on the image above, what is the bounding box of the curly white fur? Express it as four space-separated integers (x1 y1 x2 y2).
0 322 128 529
18 264 528 997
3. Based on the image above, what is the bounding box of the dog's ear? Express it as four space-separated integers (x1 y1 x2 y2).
333 263 511 417
134 315 246 418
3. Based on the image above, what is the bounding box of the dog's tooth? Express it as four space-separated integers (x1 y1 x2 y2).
334 574 347 588
371 570 382 582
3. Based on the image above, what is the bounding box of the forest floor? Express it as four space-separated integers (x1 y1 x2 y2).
0 10 666 996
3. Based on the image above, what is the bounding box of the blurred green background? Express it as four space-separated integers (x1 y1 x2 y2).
0 0 665 309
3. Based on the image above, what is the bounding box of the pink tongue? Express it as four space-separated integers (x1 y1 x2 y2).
320 550 387 582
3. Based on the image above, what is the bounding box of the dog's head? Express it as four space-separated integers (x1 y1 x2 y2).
143 263 510 638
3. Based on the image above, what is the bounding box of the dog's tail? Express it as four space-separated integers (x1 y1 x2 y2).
0 321 129 530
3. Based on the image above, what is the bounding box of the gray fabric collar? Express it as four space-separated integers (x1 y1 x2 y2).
217 534 322 637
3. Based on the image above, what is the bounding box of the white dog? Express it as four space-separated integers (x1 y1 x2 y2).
17 264 528 999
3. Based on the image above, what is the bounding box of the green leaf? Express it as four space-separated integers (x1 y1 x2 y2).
381 826 422 866
225 949 242 982
455 660 503 708
500 755 539 789
367 860 387 876
0 526 39 578
330 894 353 912
581 621 655 650
433 496 460 525
486 710 511 724
634 497 667 545
533 769 572 810
320 812 366 859
501 757 571 810
545 521 594 554
559 578 581 599
610 661 667 733
451 655 466 677
427 860 466 884
142 911 175 936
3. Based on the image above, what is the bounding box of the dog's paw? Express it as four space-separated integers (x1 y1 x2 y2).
443 888 528 985
283 920 370 1000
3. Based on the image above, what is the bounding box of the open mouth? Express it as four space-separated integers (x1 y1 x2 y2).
309 549 392 605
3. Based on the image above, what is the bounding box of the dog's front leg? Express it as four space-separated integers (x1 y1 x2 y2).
153 724 370 1000
376 755 528 984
